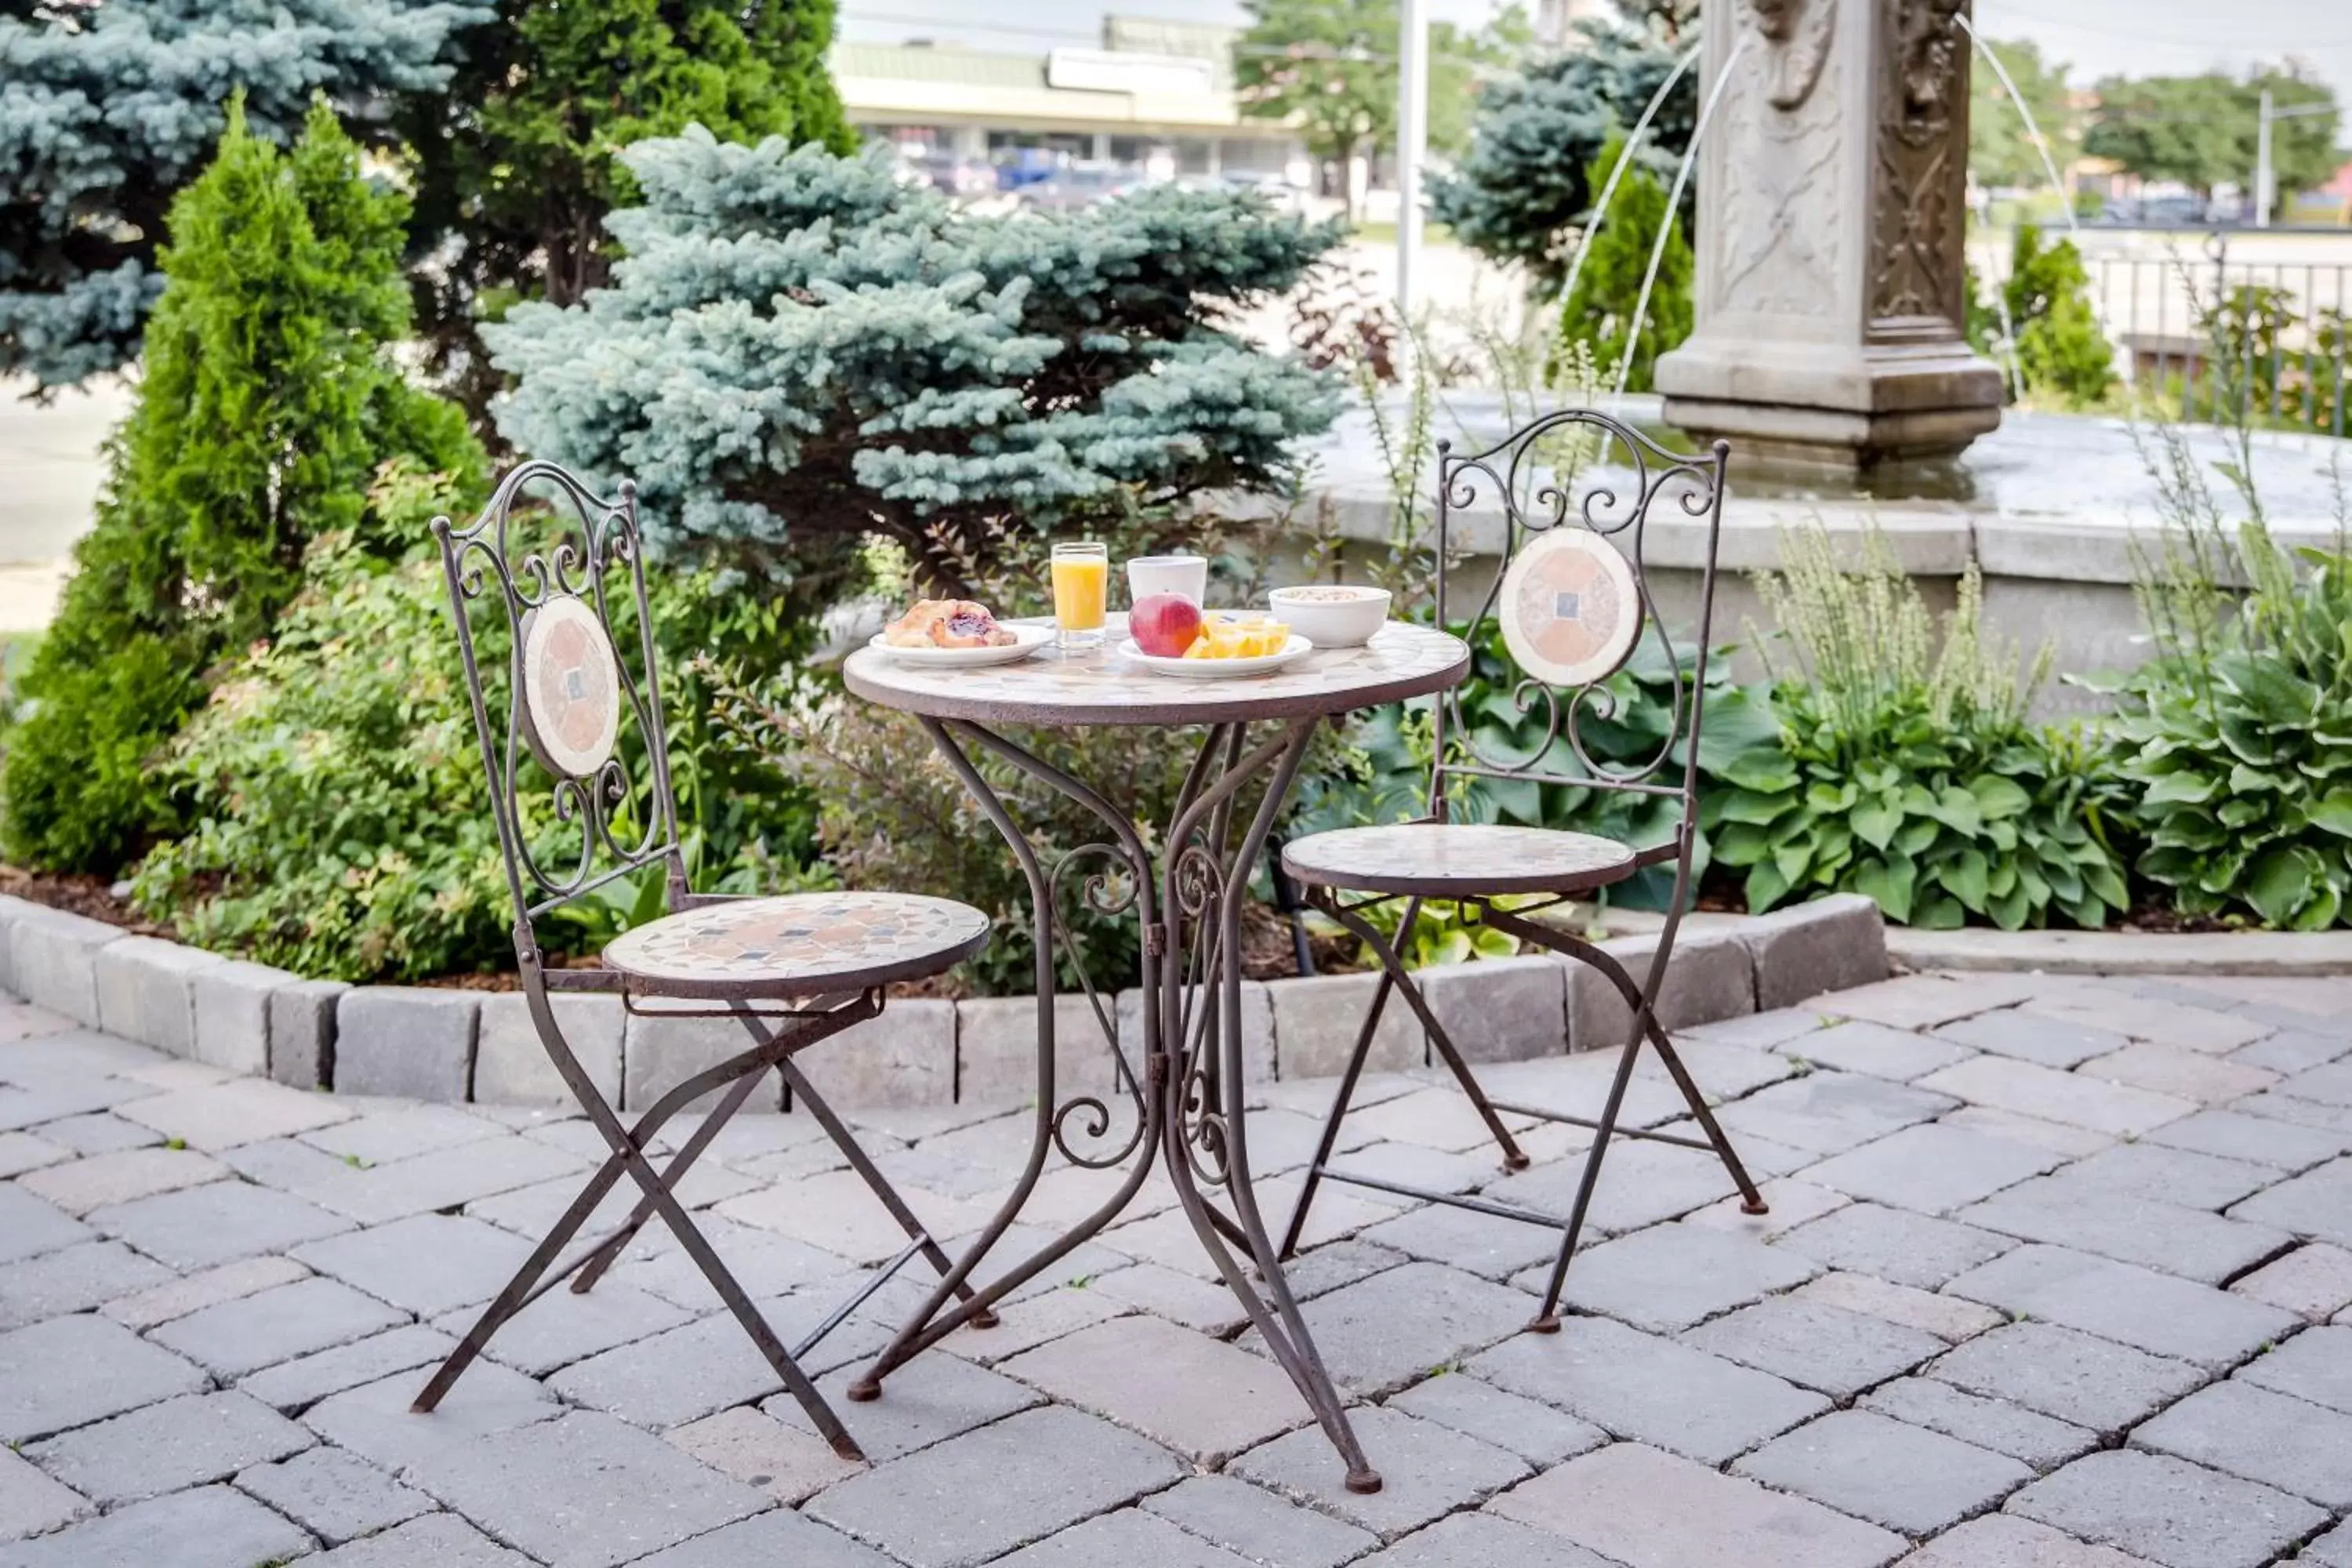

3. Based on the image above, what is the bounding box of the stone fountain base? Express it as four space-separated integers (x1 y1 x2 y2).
1658 338 2004 474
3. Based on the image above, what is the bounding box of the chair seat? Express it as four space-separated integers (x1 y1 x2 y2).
601 893 989 1000
1283 822 1639 898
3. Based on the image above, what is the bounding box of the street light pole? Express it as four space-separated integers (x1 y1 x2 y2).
1396 0 1428 324
2256 87 2274 229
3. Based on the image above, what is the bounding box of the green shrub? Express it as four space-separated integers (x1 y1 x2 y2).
2113 437 2352 927
2 100 483 874
2002 224 2114 408
127 464 818 982
1706 526 2131 929
484 132 1341 597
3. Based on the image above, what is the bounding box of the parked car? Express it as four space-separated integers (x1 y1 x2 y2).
913 153 998 200
1018 163 1145 212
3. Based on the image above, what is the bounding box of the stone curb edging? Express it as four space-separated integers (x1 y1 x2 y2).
1880 923 2352 977
0 891 1888 1112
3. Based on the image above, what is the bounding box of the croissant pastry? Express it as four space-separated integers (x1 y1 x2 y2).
884 598 1017 648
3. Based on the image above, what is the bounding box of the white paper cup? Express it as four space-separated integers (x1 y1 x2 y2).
1127 554 1208 605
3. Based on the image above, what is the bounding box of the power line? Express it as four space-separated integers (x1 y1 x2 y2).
837 10 1503 65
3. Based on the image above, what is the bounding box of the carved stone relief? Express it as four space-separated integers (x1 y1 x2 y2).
1869 0 1969 327
1715 0 1842 318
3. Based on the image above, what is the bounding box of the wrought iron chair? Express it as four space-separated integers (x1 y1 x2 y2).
1276 411 1766 1332
412 460 994 1460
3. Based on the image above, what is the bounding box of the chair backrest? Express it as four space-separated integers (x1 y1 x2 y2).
1429 408 1731 835
433 461 686 955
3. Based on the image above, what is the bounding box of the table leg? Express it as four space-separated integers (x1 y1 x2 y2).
1160 719 1382 1494
853 718 1216 1394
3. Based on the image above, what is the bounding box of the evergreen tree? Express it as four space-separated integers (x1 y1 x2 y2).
2004 224 2115 408
2 101 485 873
485 131 1342 592
0 0 481 390
401 0 857 417
1430 14 1693 292
1557 136 1691 393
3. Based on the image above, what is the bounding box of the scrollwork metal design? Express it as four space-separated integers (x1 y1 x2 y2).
1045 843 1150 1170
433 461 683 920
1431 408 1724 804
1167 840 1235 1189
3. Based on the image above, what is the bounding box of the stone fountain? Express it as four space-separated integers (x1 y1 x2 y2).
1656 0 2005 472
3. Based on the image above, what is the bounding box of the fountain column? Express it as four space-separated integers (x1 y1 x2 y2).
1656 0 2002 471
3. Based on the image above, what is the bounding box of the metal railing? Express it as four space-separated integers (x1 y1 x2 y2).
2088 238 2350 437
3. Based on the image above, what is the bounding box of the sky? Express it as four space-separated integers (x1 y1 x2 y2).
833 0 2352 113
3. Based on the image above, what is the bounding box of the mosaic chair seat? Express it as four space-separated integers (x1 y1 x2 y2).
412 461 993 1461
1276 411 1767 1332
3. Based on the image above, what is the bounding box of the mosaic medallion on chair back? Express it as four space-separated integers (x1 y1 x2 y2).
1497 528 1642 691
518 594 623 779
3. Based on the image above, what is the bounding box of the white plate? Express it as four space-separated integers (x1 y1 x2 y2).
868 621 1054 667
1116 634 1315 678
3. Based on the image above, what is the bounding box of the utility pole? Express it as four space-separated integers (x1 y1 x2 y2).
1396 0 1428 324
2256 95 2333 229
2256 87 2274 228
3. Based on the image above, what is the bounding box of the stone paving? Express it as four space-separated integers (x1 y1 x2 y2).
3 968 2352 1567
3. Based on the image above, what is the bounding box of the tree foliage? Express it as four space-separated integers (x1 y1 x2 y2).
0 0 481 390
399 0 855 416
1428 13 1693 292
1968 37 2076 192
1232 0 1509 205
2086 67 2341 207
2 102 484 873
1557 134 1691 392
485 132 1342 594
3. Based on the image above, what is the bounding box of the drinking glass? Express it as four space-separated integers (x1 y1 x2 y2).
1127 553 1208 606
1049 541 1109 653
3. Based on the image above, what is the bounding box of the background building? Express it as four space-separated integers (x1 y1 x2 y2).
833 13 1309 189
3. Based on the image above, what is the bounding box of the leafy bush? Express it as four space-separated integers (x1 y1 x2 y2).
127 466 818 982
2001 224 2115 408
485 132 1342 596
2194 284 2349 435
1556 134 1692 394
126 486 515 981
2 101 484 875
1706 527 2132 929
2113 437 2352 927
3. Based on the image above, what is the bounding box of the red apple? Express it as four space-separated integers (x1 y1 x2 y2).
1131 593 1203 658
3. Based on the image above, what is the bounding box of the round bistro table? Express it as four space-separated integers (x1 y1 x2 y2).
841 615 1469 1494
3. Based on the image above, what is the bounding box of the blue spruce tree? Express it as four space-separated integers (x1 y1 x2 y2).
0 0 482 389
1429 13 1694 294
487 131 1345 589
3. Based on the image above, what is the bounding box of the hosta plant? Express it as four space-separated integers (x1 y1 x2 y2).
1704 525 2132 929
2114 463 2352 927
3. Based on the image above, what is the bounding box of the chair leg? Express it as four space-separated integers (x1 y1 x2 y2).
1321 900 1530 1167
1526 1007 1649 1332
416 995 871 1461
567 1062 775 1294
1275 964 1392 1261
1643 1019 1766 1214
775 1056 1000 1338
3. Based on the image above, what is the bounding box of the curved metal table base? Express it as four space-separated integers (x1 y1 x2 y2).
851 715 1384 1494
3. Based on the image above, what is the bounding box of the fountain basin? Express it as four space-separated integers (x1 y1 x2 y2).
1265 396 2351 717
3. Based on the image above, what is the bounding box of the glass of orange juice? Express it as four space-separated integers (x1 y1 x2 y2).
1049 541 1109 653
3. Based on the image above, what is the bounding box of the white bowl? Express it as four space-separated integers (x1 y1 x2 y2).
1267 584 1392 648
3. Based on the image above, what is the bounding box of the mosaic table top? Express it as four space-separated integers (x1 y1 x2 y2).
601 892 989 998
1283 822 1638 897
845 616 1469 727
